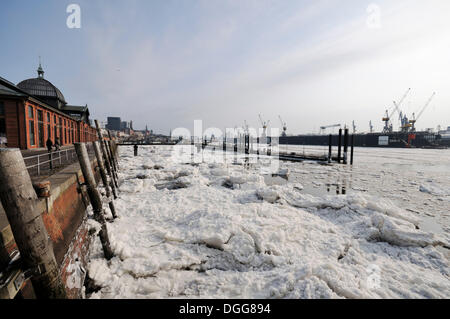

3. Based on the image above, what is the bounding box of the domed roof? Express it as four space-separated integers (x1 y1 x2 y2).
17 63 67 107
17 78 66 104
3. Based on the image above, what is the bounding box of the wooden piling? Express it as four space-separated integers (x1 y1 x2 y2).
106 140 118 173
350 134 354 165
93 141 117 218
338 129 342 163
94 120 119 189
343 128 349 165
112 140 119 168
107 138 119 173
0 149 67 299
107 131 119 168
105 140 119 187
328 134 332 163
74 143 114 260
245 135 249 154
134 144 138 156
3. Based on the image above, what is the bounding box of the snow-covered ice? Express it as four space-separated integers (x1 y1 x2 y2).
86 146 450 299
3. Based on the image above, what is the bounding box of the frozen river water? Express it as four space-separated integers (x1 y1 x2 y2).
280 145 450 236
86 145 449 299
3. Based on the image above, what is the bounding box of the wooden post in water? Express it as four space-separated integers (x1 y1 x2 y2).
107 131 119 168
0 149 67 299
93 141 117 219
245 134 249 154
105 140 119 187
350 134 354 165
343 128 349 165
74 143 114 260
256 137 260 156
112 140 119 169
105 137 114 167
94 120 118 190
338 129 342 163
328 134 332 163
106 140 118 173
134 144 138 156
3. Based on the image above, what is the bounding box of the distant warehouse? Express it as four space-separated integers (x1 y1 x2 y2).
0 62 97 149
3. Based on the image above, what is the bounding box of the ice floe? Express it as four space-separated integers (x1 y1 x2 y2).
86 146 450 299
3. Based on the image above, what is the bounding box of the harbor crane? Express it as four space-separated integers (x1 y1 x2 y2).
369 121 374 133
243 120 249 134
352 121 357 134
278 115 287 137
409 92 436 132
320 124 341 135
382 88 411 133
258 114 270 137
396 102 412 133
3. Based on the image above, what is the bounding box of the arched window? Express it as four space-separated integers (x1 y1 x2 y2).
28 105 35 147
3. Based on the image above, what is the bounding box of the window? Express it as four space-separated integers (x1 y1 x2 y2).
28 106 33 119
71 122 74 143
0 102 5 142
65 119 68 144
28 106 35 146
59 118 63 144
0 118 5 138
47 113 51 141
37 110 44 147
29 119 35 146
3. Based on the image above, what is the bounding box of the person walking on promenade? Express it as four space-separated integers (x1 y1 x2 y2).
46 137 54 170
46 137 53 152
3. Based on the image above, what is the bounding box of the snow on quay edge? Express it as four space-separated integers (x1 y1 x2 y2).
86 146 450 299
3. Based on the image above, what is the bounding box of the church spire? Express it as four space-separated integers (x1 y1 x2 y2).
37 56 44 78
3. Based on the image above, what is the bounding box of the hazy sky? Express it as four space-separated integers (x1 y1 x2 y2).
1 0 449 134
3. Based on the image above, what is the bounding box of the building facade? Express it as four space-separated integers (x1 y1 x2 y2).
0 65 97 149
106 117 121 131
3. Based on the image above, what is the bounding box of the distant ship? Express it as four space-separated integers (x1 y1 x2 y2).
275 90 449 149
279 130 450 149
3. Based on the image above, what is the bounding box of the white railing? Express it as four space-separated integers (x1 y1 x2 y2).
23 144 95 176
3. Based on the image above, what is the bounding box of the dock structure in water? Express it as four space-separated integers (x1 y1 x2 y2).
119 130 355 165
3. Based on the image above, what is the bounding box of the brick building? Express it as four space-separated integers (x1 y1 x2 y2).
0 64 97 149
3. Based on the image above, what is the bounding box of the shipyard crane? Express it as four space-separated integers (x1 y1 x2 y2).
320 124 341 135
243 120 249 134
278 115 287 137
258 114 270 137
395 102 412 133
409 92 436 132
352 121 357 134
382 88 411 133
369 121 374 133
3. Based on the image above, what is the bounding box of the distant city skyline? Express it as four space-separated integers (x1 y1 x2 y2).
1 0 449 135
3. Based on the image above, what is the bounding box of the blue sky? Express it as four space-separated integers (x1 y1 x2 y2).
1 0 449 134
